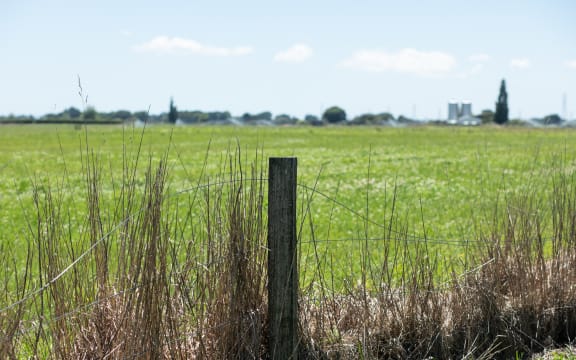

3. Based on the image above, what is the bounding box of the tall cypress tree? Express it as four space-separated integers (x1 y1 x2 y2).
494 79 509 124
168 97 178 124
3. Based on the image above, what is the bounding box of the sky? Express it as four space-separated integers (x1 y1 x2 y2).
1 0 576 120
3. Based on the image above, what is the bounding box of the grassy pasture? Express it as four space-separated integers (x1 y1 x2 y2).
2 124 576 358
1 124 576 279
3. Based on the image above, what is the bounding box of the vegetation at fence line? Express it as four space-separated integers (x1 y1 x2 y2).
2 124 576 358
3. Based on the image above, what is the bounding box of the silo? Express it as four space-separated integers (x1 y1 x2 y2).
461 101 472 117
448 101 459 121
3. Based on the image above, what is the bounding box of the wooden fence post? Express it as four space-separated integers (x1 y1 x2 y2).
268 157 298 359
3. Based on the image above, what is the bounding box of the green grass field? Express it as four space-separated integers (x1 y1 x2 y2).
1 125 575 245
2 124 576 280
3 124 576 358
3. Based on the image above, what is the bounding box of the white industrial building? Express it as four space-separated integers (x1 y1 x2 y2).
447 100 480 126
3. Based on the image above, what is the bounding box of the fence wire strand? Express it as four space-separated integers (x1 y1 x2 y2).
0 177 264 315
1 177 554 319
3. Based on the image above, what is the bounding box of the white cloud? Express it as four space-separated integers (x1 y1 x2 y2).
133 36 253 56
510 58 531 69
566 60 576 69
339 48 456 76
456 63 486 79
468 53 491 62
456 54 491 78
274 44 313 63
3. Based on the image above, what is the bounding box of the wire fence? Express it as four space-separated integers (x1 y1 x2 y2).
0 174 557 312
0 172 563 355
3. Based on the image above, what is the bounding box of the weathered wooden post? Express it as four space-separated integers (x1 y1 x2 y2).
268 157 298 359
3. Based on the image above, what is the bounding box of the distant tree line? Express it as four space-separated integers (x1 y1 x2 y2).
0 81 569 126
0 105 565 127
0 105 400 126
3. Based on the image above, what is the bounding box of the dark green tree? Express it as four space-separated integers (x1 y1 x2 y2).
322 106 347 124
273 114 296 125
494 79 509 125
350 112 395 125
63 107 82 119
543 114 562 125
111 110 132 121
83 106 97 121
255 111 272 121
168 97 178 123
304 114 322 126
242 112 252 122
134 111 149 122
478 109 494 124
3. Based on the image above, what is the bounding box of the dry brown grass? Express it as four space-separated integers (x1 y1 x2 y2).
296 160 576 359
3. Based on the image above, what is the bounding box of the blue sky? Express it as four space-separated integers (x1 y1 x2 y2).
1 0 575 119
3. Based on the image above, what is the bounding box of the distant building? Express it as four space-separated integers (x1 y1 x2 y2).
447 101 480 126
460 102 472 117
448 101 459 124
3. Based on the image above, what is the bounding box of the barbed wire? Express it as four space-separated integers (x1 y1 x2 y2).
297 183 487 245
0 176 270 315
299 236 477 247
0 215 137 315
2 239 488 340
0 175 561 319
